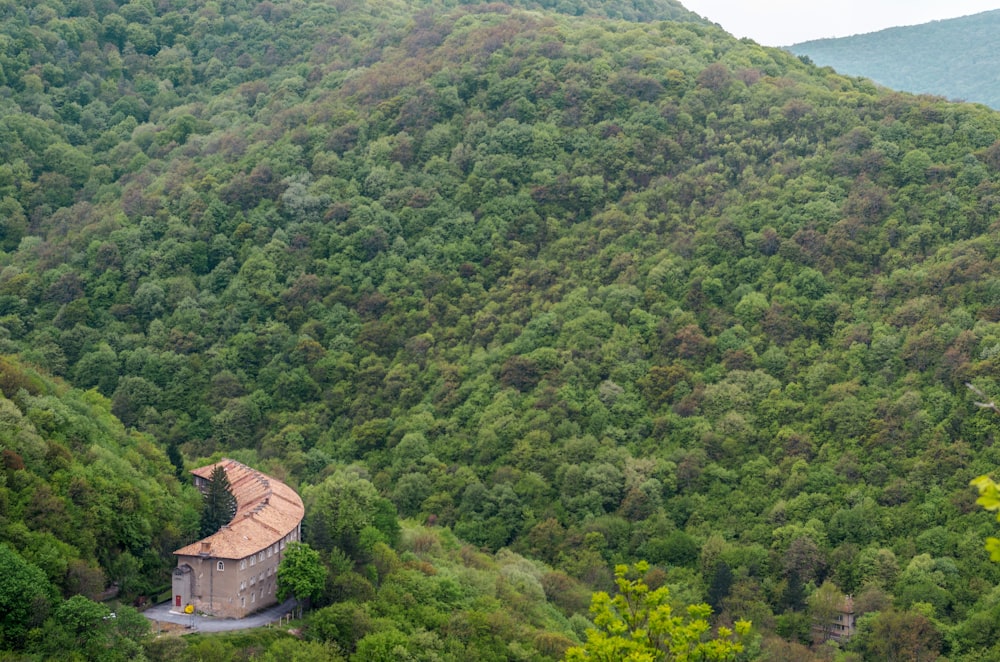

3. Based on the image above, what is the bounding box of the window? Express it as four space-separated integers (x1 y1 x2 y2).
267 547 272 558
251 592 255 603
217 561 224 571
240 581 246 591
250 556 255 566
259 551 264 562
241 597 245 608
240 559 246 570
250 576 255 586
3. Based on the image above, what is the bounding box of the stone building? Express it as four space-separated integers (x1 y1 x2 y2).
171 459 304 618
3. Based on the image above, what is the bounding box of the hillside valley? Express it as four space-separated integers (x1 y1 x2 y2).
5 0 1000 659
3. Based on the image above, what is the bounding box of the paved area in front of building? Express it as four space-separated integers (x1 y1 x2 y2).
143 598 298 633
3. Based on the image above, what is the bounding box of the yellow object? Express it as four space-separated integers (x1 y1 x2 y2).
184 604 194 614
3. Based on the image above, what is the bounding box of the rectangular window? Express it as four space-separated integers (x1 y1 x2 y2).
240 559 246 570
250 556 255 566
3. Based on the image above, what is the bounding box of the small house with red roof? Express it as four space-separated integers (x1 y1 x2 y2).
171 459 304 618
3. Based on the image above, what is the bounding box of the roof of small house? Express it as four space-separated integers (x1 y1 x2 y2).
174 459 304 560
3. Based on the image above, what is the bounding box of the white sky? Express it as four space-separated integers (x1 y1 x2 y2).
680 0 1000 46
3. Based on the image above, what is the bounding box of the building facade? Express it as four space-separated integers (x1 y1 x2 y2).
172 459 304 618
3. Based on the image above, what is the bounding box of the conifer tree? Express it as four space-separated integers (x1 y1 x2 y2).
199 465 237 538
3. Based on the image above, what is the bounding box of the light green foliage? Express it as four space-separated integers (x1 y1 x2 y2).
302 469 400 562
564 562 750 661
30 596 149 661
0 544 56 649
277 542 326 613
970 475 1000 561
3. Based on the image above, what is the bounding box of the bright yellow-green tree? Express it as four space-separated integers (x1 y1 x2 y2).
564 562 751 662
970 475 1000 561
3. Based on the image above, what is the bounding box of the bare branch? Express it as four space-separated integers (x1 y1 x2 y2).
968 383 1000 414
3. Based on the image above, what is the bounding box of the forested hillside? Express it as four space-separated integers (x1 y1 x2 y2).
789 9 1000 109
5 0 1000 658
0 355 192 656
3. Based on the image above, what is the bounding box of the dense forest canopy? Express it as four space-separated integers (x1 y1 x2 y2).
4 0 1000 658
789 9 1000 109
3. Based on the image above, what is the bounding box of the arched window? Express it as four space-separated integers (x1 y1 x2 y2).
217 561 224 571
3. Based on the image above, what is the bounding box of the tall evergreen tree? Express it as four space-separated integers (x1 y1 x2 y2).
707 561 734 613
199 465 237 538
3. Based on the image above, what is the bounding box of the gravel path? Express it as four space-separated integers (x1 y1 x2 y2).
143 598 298 632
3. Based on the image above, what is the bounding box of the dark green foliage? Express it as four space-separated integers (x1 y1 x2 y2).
707 561 734 613
6 0 1000 657
199 464 237 538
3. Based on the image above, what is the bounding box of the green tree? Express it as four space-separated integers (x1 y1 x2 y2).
0 544 56 650
278 541 326 618
563 562 750 661
857 609 941 661
807 580 846 643
199 465 237 538
970 475 1000 561
302 469 400 562
30 595 149 661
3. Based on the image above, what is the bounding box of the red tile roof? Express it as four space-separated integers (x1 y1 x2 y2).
174 459 304 560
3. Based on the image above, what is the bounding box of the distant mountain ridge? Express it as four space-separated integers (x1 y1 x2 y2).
788 9 1000 109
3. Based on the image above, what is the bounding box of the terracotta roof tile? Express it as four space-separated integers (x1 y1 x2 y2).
174 459 304 560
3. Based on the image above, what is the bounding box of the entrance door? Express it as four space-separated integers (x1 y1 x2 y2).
175 595 181 607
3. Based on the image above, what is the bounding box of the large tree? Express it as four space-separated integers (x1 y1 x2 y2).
0 545 56 650
563 562 750 661
277 542 326 618
199 465 237 538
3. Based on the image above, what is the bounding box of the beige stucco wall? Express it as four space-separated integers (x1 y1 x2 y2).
174 531 298 618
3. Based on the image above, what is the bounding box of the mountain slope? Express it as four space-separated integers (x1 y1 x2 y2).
789 10 1000 108
5 0 1000 658
0 355 198 600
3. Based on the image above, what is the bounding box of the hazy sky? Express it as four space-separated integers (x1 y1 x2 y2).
680 0 1000 46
